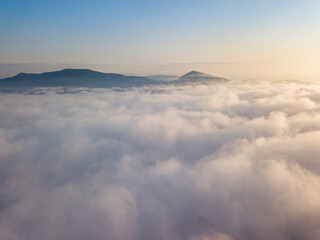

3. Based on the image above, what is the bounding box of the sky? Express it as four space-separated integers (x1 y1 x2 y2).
1 0 320 80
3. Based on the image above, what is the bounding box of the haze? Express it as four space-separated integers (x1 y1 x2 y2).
1 0 320 80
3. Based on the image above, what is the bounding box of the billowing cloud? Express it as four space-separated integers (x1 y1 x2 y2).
1 80 320 240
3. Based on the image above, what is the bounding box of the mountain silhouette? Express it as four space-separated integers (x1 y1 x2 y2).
176 71 229 84
0 69 230 91
0 69 159 89
147 75 179 82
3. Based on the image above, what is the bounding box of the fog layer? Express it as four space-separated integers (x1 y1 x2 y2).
1 81 320 240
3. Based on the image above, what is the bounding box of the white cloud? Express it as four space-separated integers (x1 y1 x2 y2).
1 81 320 240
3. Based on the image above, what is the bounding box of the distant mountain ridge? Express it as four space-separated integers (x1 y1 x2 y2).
147 75 179 82
177 70 229 83
181 71 212 79
12 69 123 79
0 69 158 89
0 69 229 90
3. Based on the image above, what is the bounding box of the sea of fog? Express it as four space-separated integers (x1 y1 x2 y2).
1 81 320 240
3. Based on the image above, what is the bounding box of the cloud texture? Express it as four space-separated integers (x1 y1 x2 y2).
1 81 320 240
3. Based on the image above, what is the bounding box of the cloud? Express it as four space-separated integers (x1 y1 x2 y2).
1 81 320 240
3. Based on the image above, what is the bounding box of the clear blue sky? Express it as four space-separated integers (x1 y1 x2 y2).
1 0 320 80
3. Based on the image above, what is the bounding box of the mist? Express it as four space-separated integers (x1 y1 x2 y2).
1 80 320 240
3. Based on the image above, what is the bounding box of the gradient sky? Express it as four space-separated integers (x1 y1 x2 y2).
1 0 320 80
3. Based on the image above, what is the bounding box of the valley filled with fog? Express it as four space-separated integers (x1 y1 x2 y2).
1 80 320 240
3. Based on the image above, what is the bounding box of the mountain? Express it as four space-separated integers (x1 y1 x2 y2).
175 71 229 84
146 75 179 82
0 69 159 89
0 69 230 91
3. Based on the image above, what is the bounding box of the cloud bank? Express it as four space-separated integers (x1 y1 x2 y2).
1 80 320 240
